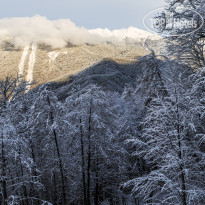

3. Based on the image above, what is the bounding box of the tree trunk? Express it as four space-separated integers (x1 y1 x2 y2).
94 154 99 205
52 172 58 205
18 144 29 205
87 101 92 205
46 95 67 205
29 139 40 204
176 100 187 205
80 118 87 204
1 133 8 205
14 160 25 205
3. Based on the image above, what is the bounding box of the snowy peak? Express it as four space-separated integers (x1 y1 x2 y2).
89 26 161 42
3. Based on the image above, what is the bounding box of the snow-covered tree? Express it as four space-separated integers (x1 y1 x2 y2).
64 85 128 204
28 86 68 205
135 52 168 106
0 76 40 205
125 71 205 204
156 0 205 68
0 76 33 110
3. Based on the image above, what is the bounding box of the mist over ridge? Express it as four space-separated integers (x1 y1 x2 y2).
0 15 160 48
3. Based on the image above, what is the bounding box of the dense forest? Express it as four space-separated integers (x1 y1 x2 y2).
0 0 205 205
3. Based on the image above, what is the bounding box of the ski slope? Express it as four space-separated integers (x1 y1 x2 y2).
18 45 30 76
26 42 37 91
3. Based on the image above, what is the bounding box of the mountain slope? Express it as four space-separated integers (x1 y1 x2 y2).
0 41 150 87
46 54 192 101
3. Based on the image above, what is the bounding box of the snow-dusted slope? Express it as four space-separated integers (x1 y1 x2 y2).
0 42 150 86
18 45 30 76
89 26 161 41
0 17 163 86
26 42 37 90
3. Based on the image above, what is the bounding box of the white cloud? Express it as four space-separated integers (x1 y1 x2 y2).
0 15 111 48
0 15 158 48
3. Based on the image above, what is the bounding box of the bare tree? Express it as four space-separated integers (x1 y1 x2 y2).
156 0 205 68
0 76 33 109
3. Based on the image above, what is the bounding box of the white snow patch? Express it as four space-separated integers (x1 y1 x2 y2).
26 42 37 91
48 51 68 64
18 45 30 76
48 51 59 63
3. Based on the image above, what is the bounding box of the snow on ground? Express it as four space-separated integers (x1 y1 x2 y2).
48 51 68 63
26 42 37 91
18 45 30 76
48 51 59 64
89 26 161 42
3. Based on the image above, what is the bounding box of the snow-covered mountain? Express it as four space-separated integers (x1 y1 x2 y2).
0 41 150 89
0 16 163 89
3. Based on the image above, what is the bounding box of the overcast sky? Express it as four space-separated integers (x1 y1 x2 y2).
0 0 165 30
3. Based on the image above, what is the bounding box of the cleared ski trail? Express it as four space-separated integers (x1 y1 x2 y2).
26 42 37 91
18 45 30 77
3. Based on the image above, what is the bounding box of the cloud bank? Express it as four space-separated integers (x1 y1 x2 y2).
0 15 158 48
